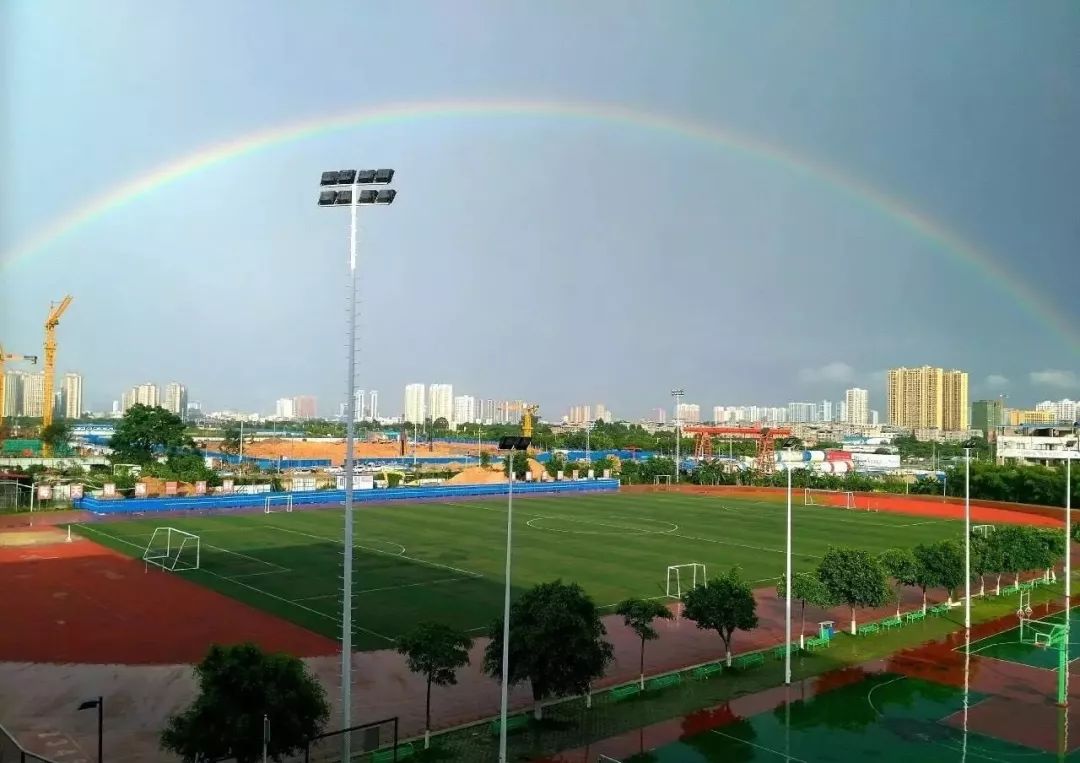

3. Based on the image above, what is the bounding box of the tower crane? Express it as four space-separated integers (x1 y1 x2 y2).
521 404 540 439
41 296 73 454
0 346 39 433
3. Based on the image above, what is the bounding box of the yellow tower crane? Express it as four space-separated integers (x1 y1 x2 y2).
0 346 39 434
41 296 73 454
521 404 540 439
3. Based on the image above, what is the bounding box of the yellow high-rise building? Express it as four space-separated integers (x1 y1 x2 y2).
887 366 969 431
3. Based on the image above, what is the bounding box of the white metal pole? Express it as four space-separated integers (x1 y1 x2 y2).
1067 453 1072 601
785 464 793 685
239 420 244 465
262 714 268 763
340 184 360 762
965 448 971 630
498 450 514 763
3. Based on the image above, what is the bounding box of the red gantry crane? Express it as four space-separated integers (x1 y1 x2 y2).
682 424 793 474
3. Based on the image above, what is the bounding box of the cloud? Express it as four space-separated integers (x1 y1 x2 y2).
984 374 1009 388
798 362 854 384
1029 370 1078 389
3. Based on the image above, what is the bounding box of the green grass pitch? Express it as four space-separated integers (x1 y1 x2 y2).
72 491 962 650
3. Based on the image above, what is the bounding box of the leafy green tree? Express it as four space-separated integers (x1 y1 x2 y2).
432 417 450 432
915 540 964 606
1032 527 1066 583
777 571 836 647
483 580 613 719
615 598 674 688
396 622 473 748
683 568 759 666
995 525 1041 588
503 451 530 480
109 404 194 465
220 422 241 457
40 419 72 453
545 452 567 479
478 450 492 468
160 642 329 763
816 547 890 634
878 548 919 616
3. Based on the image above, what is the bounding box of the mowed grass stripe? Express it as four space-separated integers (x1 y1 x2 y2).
70 492 967 650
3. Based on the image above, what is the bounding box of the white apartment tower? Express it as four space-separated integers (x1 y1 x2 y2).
275 397 295 419
164 382 188 420
368 390 379 421
845 387 869 425
404 383 426 423
62 372 83 419
427 384 454 424
453 395 476 426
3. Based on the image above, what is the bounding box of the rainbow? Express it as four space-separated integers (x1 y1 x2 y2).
3 97 1075 352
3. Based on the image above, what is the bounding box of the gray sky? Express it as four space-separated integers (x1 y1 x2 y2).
2 1 1078 419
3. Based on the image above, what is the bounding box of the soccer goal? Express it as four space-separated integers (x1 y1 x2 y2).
972 524 995 537
143 527 200 572
804 488 856 510
666 563 707 598
654 475 673 489
265 494 294 514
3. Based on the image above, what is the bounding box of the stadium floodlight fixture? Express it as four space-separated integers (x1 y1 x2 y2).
316 166 397 762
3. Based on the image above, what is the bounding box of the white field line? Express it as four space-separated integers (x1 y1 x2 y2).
260 522 485 579
709 729 808 761
294 575 472 602
72 524 394 644
229 568 294 579
700 497 953 529
202 543 291 572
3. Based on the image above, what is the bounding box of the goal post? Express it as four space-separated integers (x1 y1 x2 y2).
265 494 294 514
143 527 201 572
666 563 707 598
654 475 672 488
804 488 856 509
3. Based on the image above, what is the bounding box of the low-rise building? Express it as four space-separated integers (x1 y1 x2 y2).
996 426 1079 466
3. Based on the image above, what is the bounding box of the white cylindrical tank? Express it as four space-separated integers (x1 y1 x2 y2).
805 451 825 463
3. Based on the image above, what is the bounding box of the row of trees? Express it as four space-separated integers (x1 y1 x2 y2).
910 458 1080 508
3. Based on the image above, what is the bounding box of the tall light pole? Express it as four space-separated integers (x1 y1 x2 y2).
497 435 531 763
1067 439 1074 602
77 697 102 763
964 447 971 630
317 168 396 761
671 389 684 483
784 463 793 685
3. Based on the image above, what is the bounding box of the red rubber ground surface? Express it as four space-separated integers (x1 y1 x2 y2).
0 538 338 664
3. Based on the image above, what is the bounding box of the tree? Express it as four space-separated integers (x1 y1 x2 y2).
160 643 328 763
479 449 492 468
396 622 473 748
109 404 194 465
220 422 242 457
683 568 759 666
503 451 529 480
432 417 450 431
483 580 613 719
995 524 1040 588
777 571 836 647
615 598 674 688
914 540 964 606
40 419 72 453
816 547 890 634
877 548 918 616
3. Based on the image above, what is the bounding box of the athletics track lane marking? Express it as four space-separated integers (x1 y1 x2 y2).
72 524 396 644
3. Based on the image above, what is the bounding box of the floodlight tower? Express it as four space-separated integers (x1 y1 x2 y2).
671 389 684 483
316 168 396 762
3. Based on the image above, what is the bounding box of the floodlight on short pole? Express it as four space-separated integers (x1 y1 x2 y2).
671 389 684 483
964 448 971 631
784 463 793 685
497 435 530 763
78 696 102 763
317 168 396 762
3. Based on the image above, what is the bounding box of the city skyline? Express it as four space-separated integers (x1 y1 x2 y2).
3 3 1077 418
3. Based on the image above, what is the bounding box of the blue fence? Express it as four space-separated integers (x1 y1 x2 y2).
74 478 620 514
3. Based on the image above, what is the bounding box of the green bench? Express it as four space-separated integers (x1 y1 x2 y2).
691 663 723 680
929 604 951 616
646 674 682 692
489 714 529 736
803 636 828 651
905 610 926 623
1018 581 1035 592
880 616 902 630
1001 584 1019 595
856 623 880 636
609 684 642 701
772 644 792 660
373 743 414 762
732 653 765 670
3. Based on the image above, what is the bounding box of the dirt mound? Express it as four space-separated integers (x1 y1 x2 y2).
446 466 506 485
137 477 196 496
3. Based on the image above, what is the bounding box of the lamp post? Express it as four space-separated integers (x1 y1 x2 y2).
497 435 531 763
316 168 396 762
77 696 102 763
784 462 793 685
964 447 971 630
671 389 684 483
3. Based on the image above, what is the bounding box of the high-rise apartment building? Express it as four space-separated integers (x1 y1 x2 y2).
871 410 880 426
1035 399 1077 424
368 391 379 421
887 367 968 431
786 402 818 424
427 384 453 424
20 372 46 417
819 400 833 423
675 403 700 424
163 382 188 420
404 384 426 423
972 399 1004 438
480 399 495 424
567 405 592 425
275 398 295 419
844 388 869 425
594 404 610 423
453 395 476 426
292 395 317 420
62 373 83 419
129 383 159 408
3 371 25 417
652 407 666 424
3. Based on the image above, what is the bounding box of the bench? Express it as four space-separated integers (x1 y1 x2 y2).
856 623 880 636
609 684 642 701
732 653 765 670
929 604 951 616
691 663 723 680
373 743 414 762
1018 581 1035 592
1001 584 1019 595
880 616 902 630
772 645 793 660
489 714 529 736
646 674 682 692
905 610 926 623
803 636 828 651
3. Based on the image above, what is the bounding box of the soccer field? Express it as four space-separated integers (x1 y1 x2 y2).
72 491 962 650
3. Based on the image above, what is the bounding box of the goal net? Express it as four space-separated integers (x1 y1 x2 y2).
666 563 707 598
265 494 294 514
654 475 672 489
143 527 200 572
804 488 855 509
972 524 995 537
